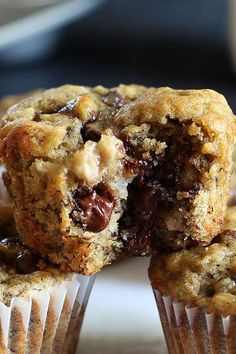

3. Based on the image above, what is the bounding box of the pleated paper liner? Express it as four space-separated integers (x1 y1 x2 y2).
0 274 95 354
153 289 236 354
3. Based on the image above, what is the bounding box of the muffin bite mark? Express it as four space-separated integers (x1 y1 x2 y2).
118 118 210 255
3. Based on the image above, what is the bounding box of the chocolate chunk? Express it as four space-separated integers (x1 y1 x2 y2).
0 238 39 274
15 251 38 274
119 120 204 255
32 113 41 122
124 158 145 177
200 285 215 298
124 232 152 256
119 147 199 255
121 179 175 255
74 190 115 233
153 229 198 251
122 135 146 161
0 238 24 263
81 121 101 143
213 230 236 243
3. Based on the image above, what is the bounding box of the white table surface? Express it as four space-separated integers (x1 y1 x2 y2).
78 258 167 354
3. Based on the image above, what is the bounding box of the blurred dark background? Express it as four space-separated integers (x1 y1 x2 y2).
0 0 235 110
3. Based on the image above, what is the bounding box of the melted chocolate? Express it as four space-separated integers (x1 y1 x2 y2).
213 230 236 243
81 121 101 143
0 238 39 274
120 122 203 255
125 233 152 256
15 251 38 274
153 229 198 251
121 179 174 256
72 189 115 233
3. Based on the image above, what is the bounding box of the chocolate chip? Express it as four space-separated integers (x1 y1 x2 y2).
81 122 101 143
119 125 203 255
73 189 115 233
124 232 152 256
0 238 39 274
0 238 24 263
200 285 215 298
124 158 145 177
32 113 41 122
15 251 38 274
153 229 198 251
213 230 236 243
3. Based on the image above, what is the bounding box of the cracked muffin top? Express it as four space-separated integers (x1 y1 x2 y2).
0 84 235 274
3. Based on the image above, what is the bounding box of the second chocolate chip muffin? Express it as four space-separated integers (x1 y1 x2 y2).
149 206 236 316
149 206 236 354
0 84 234 274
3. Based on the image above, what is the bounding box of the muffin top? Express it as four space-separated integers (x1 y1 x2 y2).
149 207 236 316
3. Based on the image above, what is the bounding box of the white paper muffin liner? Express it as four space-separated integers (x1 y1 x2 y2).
0 273 95 354
153 289 236 354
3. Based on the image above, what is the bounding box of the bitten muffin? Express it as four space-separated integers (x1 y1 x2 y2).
0 85 234 274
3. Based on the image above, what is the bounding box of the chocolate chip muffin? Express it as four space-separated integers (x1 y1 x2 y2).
0 85 234 274
149 208 236 354
149 228 236 315
0 236 94 354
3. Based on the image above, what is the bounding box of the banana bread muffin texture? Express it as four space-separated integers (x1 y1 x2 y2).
0 84 234 274
149 206 236 316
